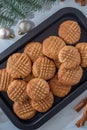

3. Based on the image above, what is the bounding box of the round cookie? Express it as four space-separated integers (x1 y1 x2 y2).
13 100 36 120
58 46 81 68
58 20 81 44
43 36 66 60
7 80 28 102
26 78 50 101
49 74 71 97
76 42 87 67
32 56 56 80
0 69 12 91
24 42 43 62
58 64 83 86
31 92 54 112
7 53 31 79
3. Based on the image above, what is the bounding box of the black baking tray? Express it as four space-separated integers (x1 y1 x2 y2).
0 7 87 130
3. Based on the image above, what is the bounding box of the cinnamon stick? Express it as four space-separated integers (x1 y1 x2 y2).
76 104 87 127
60 0 86 6
76 115 87 127
81 0 86 6
74 97 87 112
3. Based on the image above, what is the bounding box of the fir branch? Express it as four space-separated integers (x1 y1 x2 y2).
37 0 56 5
0 0 57 27
19 0 42 16
9 0 26 18
0 15 14 27
0 0 26 19
25 0 42 11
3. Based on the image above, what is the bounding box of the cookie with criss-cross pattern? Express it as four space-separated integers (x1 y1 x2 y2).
43 36 66 60
7 80 28 102
13 100 36 120
58 64 83 86
24 42 43 62
0 69 12 91
7 53 31 79
76 42 87 67
26 78 50 101
58 20 81 44
31 92 54 112
58 46 81 68
32 56 56 80
49 74 71 97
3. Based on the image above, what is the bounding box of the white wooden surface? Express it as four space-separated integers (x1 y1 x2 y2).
0 0 87 130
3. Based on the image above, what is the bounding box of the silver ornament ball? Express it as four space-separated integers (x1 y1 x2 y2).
18 20 31 35
0 28 10 39
0 28 14 39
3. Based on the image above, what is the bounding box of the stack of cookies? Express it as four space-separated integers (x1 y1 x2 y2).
0 20 87 120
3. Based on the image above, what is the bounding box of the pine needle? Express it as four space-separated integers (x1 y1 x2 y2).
0 0 56 27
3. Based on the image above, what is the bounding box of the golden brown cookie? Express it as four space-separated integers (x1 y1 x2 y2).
7 80 28 102
43 36 66 60
32 56 56 80
53 58 61 68
58 46 81 68
7 53 31 79
58 20 81 44
26 78 50 101
24 42 43 62
23 73 34 82
0 69 12 91
49 74 71 97
58 64 83 86
31 92 54 112
13 100 36 120
76 42 87 67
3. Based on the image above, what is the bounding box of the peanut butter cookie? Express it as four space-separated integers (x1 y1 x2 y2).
7 53 31 79
49 74 71 97
43 36 66 60
58 20 81 44
24 42 43 62
26 78 50 101
76 42 87 67
0 69 12 91
58 46 81 68
58 64 83 86
32 56 56 80
7 80 28 102
13 100 36 120
31 92 54 112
